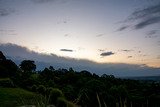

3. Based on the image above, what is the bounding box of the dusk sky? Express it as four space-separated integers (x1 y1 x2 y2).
0 0 160 76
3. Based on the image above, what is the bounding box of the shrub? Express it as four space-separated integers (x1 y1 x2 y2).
57 97 76 107
56 97 67 107
0 78 15 87
49 88 64 105
31 84 37 92
37 85 46 95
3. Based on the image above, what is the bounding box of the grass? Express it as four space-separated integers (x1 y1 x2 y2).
0 87 40 107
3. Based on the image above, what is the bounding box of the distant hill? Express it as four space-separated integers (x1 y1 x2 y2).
123 75 160 81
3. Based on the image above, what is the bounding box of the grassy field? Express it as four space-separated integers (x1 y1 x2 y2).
0 88 40 107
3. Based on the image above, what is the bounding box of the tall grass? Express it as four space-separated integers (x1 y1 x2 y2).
96 93 107 107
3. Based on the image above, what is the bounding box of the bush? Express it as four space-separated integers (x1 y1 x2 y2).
56 97 67 107
49 88 64 105
37 85 46 95
46 87 53 96
31 84 37 92
57 97 76 107
0 78 15 87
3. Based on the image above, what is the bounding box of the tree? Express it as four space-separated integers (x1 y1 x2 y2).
49 88 64 105
0 51 6 61
80 70 92 77
20 60 36 72
40 68 54 80
49 66 55 71
0 51 18 78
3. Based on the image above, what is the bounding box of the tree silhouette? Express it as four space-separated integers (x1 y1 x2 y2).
0 51 6 61
20 60 36 72
0 51 18 77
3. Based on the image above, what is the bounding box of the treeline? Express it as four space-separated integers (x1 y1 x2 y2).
0 51 160 107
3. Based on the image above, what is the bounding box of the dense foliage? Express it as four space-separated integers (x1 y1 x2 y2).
0 51 160 107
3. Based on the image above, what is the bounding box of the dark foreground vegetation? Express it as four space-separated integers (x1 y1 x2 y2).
0 51 160 107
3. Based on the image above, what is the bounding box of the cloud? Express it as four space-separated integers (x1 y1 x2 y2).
57 19 70 24
145 35 158 39
127 56 132 58
135 17 160 29
64 34 69 37
121 49 133 52
147 30 158 36
0 8 14 17
117 25 129 31
0 43 160 77
145 30 159 38
98 49 105 52
129 3 160 21
0 29 17 36
60 49 73 52
100 51 115 57
96 34 104 37
118 2 160 30
64 34 71 37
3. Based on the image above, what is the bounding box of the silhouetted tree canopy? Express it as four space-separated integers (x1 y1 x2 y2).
0 51 6 61
0 52 18 78
20 60 36 72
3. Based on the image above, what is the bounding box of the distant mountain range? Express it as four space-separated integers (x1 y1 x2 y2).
123 76 160 81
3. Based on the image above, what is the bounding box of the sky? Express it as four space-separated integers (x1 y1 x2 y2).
0 0 160 76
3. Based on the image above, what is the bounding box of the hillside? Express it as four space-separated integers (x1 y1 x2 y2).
0 88 39 107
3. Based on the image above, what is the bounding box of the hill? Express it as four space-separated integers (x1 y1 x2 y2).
0 88 39 107
123 76 160 81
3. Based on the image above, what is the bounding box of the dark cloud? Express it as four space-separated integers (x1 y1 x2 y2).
60 49 73 52
145 35 158 38
129 3 160 21
0 8 14 17
63 21 67 23
0 43 160 77
138 54 147 57
117 25 129 31
118 3 160 30
121 49 133 52
127 56 132 58
64 34 68 37
147 30 158 36
134 17 160 29
64 34 71 37
100 51 115 57
98 49 105 52
58 19 69 24
145 30 159 38
96 34 104 37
